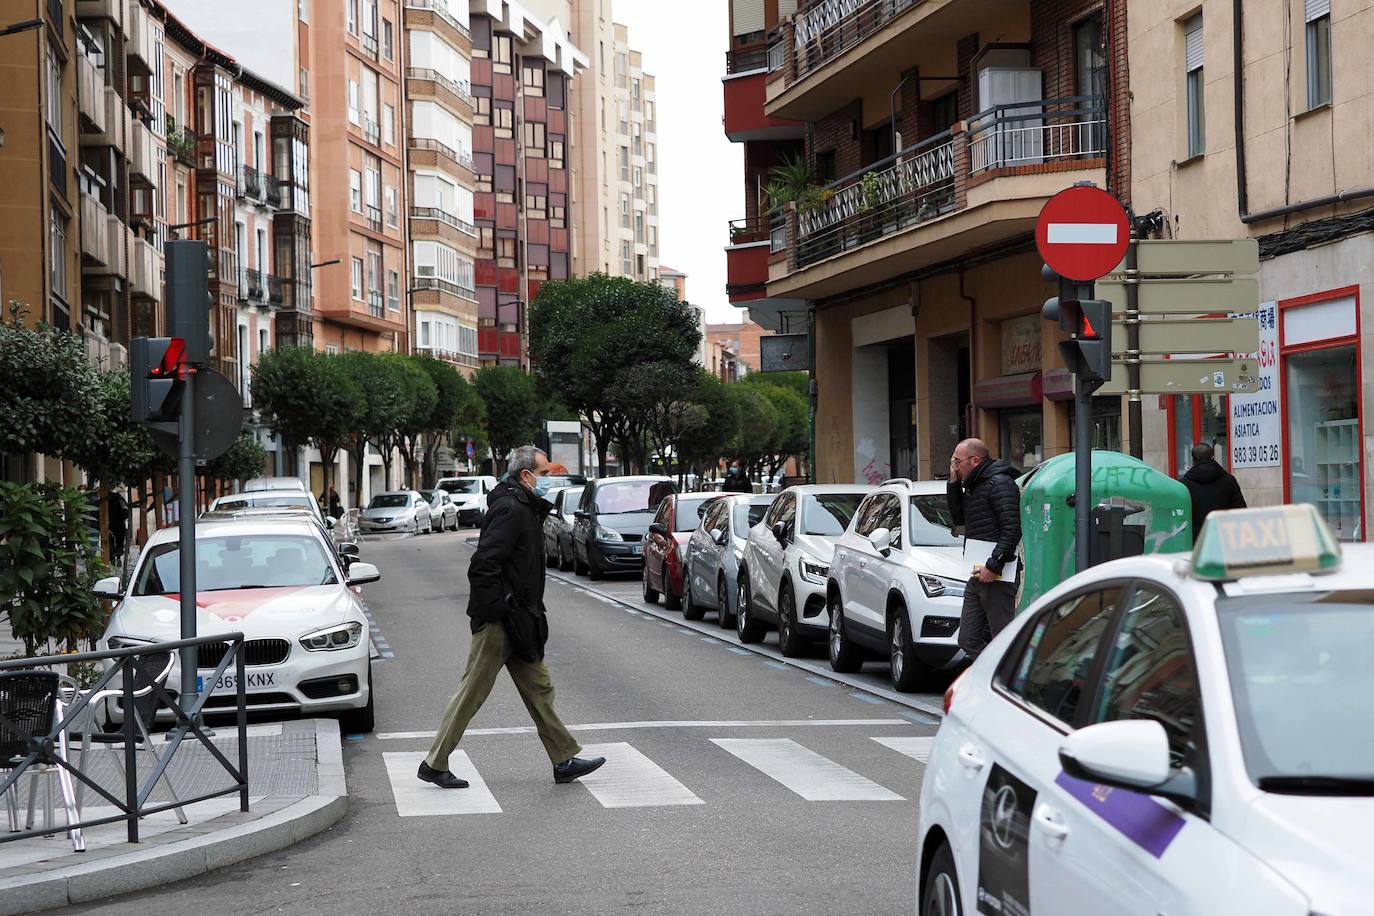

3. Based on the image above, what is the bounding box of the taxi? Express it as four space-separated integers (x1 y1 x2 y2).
916 505 1374 916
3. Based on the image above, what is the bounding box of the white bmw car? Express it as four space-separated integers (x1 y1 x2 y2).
94 516 379 732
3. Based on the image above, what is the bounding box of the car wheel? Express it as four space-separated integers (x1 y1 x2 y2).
412 518 421 536
558 543 574 572
827 591 864 673
340 666 375 734
889 606 923 693
716 572 736 629
588 554 605 580
777 583 805 658
681 564 704 620
545 544 559 568
642 564 659 604
736 571 766 644
663 566 683 611
920 841 962 916
574 547 588 576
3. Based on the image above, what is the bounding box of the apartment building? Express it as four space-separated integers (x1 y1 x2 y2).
724 0 1130 485
1131 0 1374 542
402 0 481 373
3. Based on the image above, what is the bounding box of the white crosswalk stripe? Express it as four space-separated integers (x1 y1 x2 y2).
871 736 935 763
574 742 704 808
709 738 905 801
383 751 502 816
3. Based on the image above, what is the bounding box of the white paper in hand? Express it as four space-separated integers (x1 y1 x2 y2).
963 539 1019 581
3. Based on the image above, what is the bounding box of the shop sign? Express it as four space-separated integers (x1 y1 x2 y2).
1228 300 1281 468
1001 315 1042 375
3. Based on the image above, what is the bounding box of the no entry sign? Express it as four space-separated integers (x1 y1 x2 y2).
1035 186 1130 281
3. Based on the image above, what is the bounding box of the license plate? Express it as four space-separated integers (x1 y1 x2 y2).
630 545 642 556
196 671 278 694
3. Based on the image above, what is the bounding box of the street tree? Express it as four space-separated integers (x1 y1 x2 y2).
727 384 778 473
415 357 478 484
473 365 542 470
0 303 103 464
204 433 269 485
340 351 412 499
380 353 438 488
675 371 739 483
253 346 361 493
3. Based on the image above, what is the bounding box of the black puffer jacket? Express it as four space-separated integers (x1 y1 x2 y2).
467 481 551 644
1180 459 1246 540
946 458 1022 575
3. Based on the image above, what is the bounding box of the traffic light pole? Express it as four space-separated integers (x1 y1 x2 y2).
1073 279 1100 574
177 367 197 713
1125 231 1143 459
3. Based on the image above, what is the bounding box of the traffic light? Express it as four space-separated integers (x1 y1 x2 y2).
130 337 186 424
1056 299 1113 383
165 239 212 365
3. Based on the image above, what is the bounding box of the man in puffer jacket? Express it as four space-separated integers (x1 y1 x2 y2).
947 438 1022 661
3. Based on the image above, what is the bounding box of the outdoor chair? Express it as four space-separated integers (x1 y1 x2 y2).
0 671 84 851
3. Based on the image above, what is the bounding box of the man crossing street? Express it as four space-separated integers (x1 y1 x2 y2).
947 438 1022 662
418 445 605 789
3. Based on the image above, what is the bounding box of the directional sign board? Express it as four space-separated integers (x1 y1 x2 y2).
1035 186 1131 281
1098 278 1260 315
1112 317 1260 355
1098 357 1259 395
1110 239 1259 277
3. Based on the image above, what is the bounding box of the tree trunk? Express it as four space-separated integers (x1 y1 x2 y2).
97 480 110 564
349 443 367 505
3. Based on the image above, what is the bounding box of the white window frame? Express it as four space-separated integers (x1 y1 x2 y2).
348 80 360 125
350 257 363 299
349 169 362 212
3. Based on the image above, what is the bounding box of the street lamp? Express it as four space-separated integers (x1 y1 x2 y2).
0 19 42 37
310 258 341 269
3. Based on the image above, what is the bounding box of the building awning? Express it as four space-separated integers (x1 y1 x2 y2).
973 371 1041 409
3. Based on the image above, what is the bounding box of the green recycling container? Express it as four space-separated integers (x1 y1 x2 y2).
1017 450 1193 609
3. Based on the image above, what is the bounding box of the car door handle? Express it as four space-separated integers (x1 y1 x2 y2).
956 743 985 771
1033 803 1070 841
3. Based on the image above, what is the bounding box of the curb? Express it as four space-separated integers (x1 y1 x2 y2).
0 719 348 914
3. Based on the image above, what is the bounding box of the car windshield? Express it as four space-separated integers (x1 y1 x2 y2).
133 534 338 594
802 494 865 536
440 479 482 494
674 498 713 532
417 490 438 502
732 501 772 532
594 480 670 514
219 494 312 511
910 495 960 546
1216 591 1374 788
369 494 411 509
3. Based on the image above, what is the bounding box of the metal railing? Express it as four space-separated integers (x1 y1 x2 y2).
361 33 379 59
409 137 473 172
266 274 284 305
245 267 265 301
728 213 773 244
414 276 477 301
410 206 476 237
791 0 920 80
366 289 384 317
241 165 263 201
365 204 383 232
768 40 786 73
404 0 470 39
967 95 1106 173
263 176 283 208
796 129 956 267
406 67 471 105
725 46 768 75
769 210 789 253
363 118 381 146
0 635 248 846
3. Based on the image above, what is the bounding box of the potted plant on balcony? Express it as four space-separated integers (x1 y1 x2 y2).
164 116 196 167
856 169 887 243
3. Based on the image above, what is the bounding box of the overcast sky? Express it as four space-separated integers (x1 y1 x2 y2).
612 0 743 323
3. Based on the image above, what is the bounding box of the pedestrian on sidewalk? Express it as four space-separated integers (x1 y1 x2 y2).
947 438 1022 662
1179 442 1246 542
418 445 605 790
721 459 752 493
107 489 129 560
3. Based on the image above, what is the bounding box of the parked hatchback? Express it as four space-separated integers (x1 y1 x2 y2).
684 493 776 628
572 475 675 579
542 485 584 571
642 492 721 612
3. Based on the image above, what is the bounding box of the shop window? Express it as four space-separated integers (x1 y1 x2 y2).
1287 344 1360 540
1068 396 1123 453
1168 394 1229 476
1000 407 1043 474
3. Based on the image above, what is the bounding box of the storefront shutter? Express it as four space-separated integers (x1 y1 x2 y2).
1184 16 1204 73
1305 0 1331 22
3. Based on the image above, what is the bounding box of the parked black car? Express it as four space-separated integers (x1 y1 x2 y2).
572 476 675 580
542 485 584 571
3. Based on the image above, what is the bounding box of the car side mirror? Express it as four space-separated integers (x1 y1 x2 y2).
93 576 122 599
1058 720 1198 805
346 562 381 586
868 527 892 556
338 543 361 558
324 516 337 529
709 528 726 546
771 521 789 545
649 522 668 537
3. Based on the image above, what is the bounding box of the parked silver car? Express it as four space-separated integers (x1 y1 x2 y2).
417 488 459 531
541 486 584 571
359 491 433 535
683 493 776 629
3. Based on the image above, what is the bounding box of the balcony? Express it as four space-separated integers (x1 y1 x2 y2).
243 267 265 302
82 86 125 149
403 0 471 49
725 46 769 75
417 345 480 369
770 96 1105 300
365 204 383 232
84 214 126 277
75 0 120 22
125 0 155 75
79 192 109 265
410 206 478 249
267 274 284 305
363 117 381 146
406 68 473 116
77 55 105 133
129 117 157 186
263 176 283 209
129 236 159 300
165 116 195 166
725 214 774 303
241 165 263 201
361 33 380 60
366 289 385 318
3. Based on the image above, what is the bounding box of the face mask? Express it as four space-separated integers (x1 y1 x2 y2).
729 467 741 477
524 472 554 501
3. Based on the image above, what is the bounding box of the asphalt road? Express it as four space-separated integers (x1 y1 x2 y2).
74 530 942 915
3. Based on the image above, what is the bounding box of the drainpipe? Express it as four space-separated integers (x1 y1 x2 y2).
1233 0 1374 223
807 305 816 484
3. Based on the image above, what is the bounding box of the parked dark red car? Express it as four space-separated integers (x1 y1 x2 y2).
642 492 720 612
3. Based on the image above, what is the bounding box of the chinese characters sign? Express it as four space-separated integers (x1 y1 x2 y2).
1229 300 1280 468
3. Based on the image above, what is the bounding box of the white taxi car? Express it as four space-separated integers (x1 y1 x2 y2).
917 505 1374 916
94 516 380 732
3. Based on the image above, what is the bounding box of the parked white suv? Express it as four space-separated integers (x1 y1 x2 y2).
736 484 872 654
826 479 967 691
435 475 498 528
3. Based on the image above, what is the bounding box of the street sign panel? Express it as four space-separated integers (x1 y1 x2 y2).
1112 317 1259 355
1109 239 1259 276
1035 186 1131 281
760 333 811 372
1098 277 1260 315
1098 357 1260 395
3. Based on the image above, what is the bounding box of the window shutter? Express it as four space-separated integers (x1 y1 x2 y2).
1305 0 1330 22
1184 16 1204 72
777 0 798 18
732 0 765 36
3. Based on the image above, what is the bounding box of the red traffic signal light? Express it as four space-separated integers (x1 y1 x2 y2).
149 337 186 378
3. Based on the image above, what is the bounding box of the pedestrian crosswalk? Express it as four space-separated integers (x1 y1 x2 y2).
381 733 929 817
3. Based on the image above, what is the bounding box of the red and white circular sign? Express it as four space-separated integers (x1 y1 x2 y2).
1035 186 1130 282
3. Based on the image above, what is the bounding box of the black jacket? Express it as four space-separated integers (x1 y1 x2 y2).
946 458 1022 575
467 481 551 659
1180 459 1246 539
720 473 752 493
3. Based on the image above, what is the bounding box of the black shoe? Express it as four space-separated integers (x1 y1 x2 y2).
553 755 606 784
417 761 469 789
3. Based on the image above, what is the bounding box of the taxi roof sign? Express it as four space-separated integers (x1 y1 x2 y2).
1191 504 1342 581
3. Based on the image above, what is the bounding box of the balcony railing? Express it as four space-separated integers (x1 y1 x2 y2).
363 117 381 145
729 214 774 245
361 33 380 59
244 268 265 301
366 290 385 317
266 274 284 305
48 133 67 198
409 137 473 172
414 276 478 302
795 128 956 267
404 0 471 40
406 67 472 105
165 117 196 167
365 204 383 232
411 206 476 237
725 46 768 75
240 165 262 200
967 96 1106 173
768 40 786 73
263 176 283 208
790 0 920 81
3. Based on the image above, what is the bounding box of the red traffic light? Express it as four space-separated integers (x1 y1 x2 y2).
150 337 186 378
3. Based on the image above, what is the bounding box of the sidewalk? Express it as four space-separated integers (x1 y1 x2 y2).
0 717 346 914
